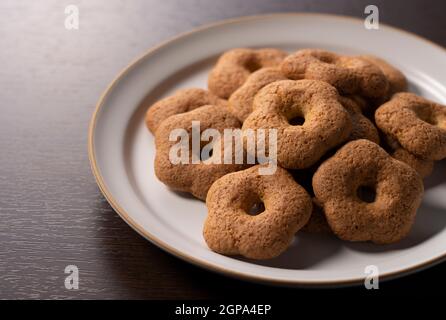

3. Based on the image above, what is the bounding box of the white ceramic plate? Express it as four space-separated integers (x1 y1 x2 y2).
89 13 446 286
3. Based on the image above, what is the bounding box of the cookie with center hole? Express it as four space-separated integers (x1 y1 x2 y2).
154 105 248 200
203 165 312 259
375 92 446 160
313 139 424 244
242 79 352 169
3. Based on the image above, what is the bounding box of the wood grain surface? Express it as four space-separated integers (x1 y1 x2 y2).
0 0 445 299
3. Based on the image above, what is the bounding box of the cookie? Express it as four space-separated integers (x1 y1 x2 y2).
281 49 389 98
392 148 434 178
203 165 312 259
339 96 380 143
375 92 446 160
313 139 424 244
145 88 227 134
358 55 408 95
380 134 434 178
242 79 352 169
302 199 332 234
228 67 287 121
208 48 288 99
154 105 247 200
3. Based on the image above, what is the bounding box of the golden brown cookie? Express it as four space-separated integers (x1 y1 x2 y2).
358 55 408 95
339 96 380 143
203 165 312 259
358 55 409 108
302 199 332 234
379 134 433 178
375 92 446 160
392 148 434 178
145 88 227 134
154 105 247 200
345 94 369 112
228 67 287 122
242 79 352 169
281 49 389 98
208 48 288 99
313 139 424 244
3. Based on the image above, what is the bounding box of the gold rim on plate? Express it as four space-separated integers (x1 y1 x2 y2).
88 13 446 287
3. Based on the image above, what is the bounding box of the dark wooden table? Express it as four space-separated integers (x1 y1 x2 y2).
1 0 445 299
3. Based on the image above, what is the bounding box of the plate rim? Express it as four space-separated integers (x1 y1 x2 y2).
88 12 446 287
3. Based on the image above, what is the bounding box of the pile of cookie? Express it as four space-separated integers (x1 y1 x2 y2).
145 48 446 260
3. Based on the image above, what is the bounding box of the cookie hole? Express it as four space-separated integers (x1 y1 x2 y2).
356 185 376 203
413 107 438 125
248 202 265 216
317 55 335 64
242 194 265 216
288 116 305 126
244 60 261 72
419 115 437 126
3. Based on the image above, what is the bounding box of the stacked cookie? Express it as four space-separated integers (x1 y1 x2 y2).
145 48 446 260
